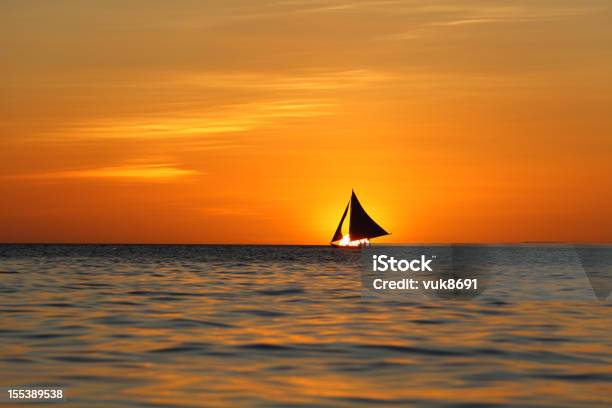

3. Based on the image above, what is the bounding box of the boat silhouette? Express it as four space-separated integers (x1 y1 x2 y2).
330 190 389 248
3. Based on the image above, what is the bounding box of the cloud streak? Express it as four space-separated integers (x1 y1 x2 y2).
60 99 335 140
31 69 387 143
12 163 199 181
378 2 602 40
180 69 388 91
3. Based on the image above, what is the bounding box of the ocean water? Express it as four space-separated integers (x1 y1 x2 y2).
0 245 610 407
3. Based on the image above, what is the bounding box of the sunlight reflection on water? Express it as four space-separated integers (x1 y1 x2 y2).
0 245 610 407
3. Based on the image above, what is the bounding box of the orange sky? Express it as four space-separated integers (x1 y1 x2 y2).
1 1 611 244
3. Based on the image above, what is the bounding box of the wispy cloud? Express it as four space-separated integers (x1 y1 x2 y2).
380 3 601 40
181 69 388 91
432 18 511 26
13 163 199 181
234 0 408 19
60 99 335 140
28 69 387 143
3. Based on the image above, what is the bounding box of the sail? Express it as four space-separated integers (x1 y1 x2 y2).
331 201 349 242
348 190 389 240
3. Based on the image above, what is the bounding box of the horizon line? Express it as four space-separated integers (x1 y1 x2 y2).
1 241 611 246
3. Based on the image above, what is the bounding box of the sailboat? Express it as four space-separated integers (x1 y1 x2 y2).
330 190 389 248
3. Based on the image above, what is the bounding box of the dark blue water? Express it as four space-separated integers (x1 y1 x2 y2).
0 245 610 407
